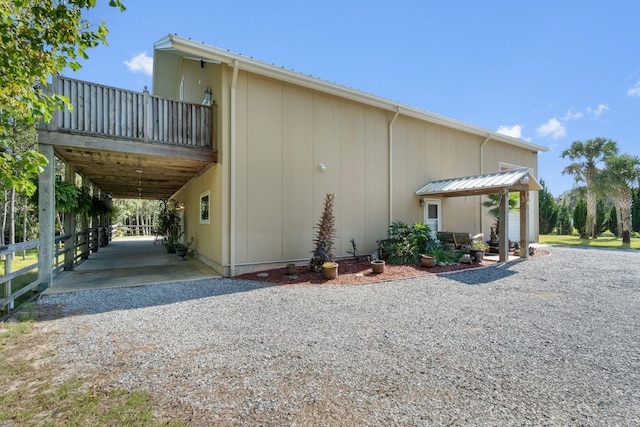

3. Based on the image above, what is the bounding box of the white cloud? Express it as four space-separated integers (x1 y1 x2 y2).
496 124 523 138
586 103 609 117
124 52 153 76
561 110 583 120
628 82 640 97
536 118 566 139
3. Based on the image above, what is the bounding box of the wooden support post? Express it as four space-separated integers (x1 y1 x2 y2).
64 163 76 270
81 177 89 259
520 191 528 259
499 189 509 262
38 144 55 289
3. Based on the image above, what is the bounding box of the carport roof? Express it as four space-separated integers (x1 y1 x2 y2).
414 168 542 198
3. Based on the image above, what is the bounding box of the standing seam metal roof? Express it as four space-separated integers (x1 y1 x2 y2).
414 168 541 196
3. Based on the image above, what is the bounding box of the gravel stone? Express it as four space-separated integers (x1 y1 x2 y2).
37 245 640 425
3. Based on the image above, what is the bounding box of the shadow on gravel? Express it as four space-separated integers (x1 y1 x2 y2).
35 278 273 320
443 259 526 285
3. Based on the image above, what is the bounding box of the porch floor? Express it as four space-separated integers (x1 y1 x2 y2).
43 237 220 295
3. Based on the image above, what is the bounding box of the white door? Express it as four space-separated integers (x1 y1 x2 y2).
422 199 442 236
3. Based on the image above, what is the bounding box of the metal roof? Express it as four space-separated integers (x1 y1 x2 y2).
414 168 542 198
154 34 549 154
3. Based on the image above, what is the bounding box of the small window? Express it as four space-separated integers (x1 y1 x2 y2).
427 204 438 220
200 191 210 224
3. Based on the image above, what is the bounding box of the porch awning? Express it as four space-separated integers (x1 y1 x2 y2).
414 168 542 198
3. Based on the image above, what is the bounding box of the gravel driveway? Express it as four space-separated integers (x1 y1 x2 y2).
38 245 640 426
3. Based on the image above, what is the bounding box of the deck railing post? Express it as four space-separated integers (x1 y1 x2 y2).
143 86 150 142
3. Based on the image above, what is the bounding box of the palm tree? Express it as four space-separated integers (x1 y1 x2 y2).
561 137 618 239
481 192 519 235
596 154 640 244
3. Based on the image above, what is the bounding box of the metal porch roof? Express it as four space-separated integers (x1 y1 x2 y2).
414 168 542 198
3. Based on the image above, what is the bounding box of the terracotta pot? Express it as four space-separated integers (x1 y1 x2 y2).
371 260 385 274
471 250 484 262
285 264 297 275
419 254 437 268
322 262 338 279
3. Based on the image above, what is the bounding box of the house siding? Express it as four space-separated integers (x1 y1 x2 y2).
167 54 540 275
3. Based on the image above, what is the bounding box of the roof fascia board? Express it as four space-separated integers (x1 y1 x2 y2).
155 34 548 153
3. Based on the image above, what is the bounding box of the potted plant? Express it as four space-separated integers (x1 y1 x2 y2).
322 261 338 279
469 240 489 261
370 259 385 273
174 237 193 260
157 199 182 253
419 254 437 268
310 194 337 272
285 263 297 275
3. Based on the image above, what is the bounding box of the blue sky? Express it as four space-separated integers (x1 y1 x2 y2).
69 0 640 197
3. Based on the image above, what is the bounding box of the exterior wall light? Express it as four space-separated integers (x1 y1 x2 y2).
318 163 327 171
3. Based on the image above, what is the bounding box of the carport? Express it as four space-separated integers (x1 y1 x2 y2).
415 168 542 261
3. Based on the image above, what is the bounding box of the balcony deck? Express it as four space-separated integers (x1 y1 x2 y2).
38 76 218 199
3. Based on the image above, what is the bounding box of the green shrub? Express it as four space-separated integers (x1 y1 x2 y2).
573 199 587 238
430 246 465 264
378 222 438 265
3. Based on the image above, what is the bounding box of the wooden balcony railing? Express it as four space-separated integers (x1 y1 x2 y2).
46 76 216 149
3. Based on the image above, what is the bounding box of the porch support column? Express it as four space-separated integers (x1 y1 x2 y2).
80 176 89 259
519 191 529 259
64 163 76 270
498 189 508 262
37 143 55 289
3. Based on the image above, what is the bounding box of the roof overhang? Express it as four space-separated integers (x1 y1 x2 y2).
414 168 542 198
154 34 548 154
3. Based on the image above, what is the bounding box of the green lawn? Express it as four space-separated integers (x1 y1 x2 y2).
539 234 640 250
1 250 39 313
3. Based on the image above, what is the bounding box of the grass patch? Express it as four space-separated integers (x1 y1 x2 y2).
0 317 185 426
539 234 640 250
1 249 40 316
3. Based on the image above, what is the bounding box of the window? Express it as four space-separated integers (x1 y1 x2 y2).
200 191 210 224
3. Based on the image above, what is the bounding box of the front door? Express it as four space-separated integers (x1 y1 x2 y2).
422 199 442 236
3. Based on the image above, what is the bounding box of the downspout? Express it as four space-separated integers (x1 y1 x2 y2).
479 135 491 234
388 107 400 224
229 59 239 277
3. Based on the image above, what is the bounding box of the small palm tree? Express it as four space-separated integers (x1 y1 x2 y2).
596 154 640 244
561 137 618 238
481 192 519 234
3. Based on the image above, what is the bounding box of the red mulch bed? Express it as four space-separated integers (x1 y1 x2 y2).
233 249 550 286
233 258 496 286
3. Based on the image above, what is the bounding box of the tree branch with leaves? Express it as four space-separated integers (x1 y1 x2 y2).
0 0 126 196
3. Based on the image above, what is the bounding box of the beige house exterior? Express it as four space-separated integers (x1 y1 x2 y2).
149 35 548 276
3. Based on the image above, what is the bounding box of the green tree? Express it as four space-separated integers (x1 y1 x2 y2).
606 203 618 236
633 188 640 232
538 179 558 234
596 198 607 235
0 0 125 196
556 200 572 235
561 137 618 239
573 199 587 239
597 154 640 244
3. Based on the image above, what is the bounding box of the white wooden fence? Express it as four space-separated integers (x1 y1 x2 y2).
48 76 215 148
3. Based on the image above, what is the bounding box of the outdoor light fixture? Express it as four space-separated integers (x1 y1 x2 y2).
318 163 327 171
419 199 425 207
202 87 212 106
136 169 143 198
